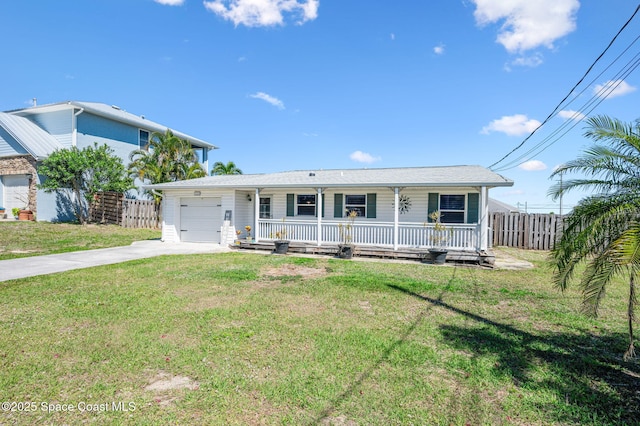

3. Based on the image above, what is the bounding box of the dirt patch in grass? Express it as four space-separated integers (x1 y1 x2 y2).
261 263 328 279
145 371 199 407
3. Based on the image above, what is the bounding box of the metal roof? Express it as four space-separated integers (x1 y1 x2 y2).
0 112 64 159
9 101 217 150
145 165 514 190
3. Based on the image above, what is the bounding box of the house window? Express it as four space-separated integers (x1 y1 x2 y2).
439 194 465 223
297 194 316 216
139 130 149 149
259 197 271 219
345 194 366 217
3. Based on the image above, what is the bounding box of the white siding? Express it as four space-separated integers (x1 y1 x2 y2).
161 188 236 243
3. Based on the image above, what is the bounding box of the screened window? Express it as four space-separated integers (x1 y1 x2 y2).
345 194 366 217
259 197 271 219
139 129 150 149
439 194 465 223
297 194 316 216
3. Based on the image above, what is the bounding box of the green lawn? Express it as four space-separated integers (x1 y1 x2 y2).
0 221 160 260
0 248 638 425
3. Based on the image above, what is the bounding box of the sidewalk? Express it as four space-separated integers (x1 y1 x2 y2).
0 240 231 282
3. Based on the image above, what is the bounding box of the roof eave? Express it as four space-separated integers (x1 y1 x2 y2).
145 180 514 191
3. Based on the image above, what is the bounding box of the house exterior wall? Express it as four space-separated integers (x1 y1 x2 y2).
159 186 483 245
0 128 29 157
161 188 236 243
22 109 74 148
76 112 141 163
254 187 479 224
0 156 38 213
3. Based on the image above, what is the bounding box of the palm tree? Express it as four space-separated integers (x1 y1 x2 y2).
128 129 206 204
549 115 640 360
211 161 243 176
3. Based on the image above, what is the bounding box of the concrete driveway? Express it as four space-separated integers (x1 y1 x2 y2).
0 240 231 282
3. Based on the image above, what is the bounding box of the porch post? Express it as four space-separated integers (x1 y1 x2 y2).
393 187 399 250
316 187 323 246
480 186 488 251
254 188 260 242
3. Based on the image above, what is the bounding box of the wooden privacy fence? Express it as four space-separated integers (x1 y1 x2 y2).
490 212 563 250
89 192 160 229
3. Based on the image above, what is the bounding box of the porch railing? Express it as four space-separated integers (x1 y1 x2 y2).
257 219 480 250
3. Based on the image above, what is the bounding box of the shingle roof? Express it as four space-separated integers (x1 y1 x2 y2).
0 112 64 159
145 165 514 190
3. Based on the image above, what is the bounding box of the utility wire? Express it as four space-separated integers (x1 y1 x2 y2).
492 50 640 171
488 4 640 171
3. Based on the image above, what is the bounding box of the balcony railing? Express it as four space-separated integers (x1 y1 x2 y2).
257 219 480 251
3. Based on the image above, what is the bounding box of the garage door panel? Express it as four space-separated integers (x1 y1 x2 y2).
3 175 29 211
180 197 222 243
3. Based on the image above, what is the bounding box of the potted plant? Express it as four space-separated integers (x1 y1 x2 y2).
273 218 290 254
426 210 451 265
235 229 242 245
12 207 20 220
15 195 34 221
245 225 252 241
337 210 358 259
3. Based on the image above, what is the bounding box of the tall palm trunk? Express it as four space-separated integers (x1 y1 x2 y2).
625 272 637 361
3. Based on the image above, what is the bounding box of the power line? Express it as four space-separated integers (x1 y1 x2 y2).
488 4 640 171
492 50 640 171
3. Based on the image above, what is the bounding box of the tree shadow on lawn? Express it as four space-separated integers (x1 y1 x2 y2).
388 284 640 425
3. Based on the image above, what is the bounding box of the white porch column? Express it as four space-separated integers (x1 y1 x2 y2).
316 188 323 246
254 188 260 242
393 187 399 250
480 186 489 251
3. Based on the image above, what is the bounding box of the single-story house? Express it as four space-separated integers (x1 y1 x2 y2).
146 165 513 253
0 101 216 221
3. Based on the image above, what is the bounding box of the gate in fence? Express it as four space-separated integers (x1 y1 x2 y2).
89 192 159 229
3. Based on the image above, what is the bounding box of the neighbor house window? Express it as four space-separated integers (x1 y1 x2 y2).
259 197 271 219
139 129 149 149
297 194 316 216
345 194 366 217
439 194 465 223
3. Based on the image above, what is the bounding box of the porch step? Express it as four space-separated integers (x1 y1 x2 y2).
230 241 495 267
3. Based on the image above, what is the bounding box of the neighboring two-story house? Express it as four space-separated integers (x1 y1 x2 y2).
0 101 216 222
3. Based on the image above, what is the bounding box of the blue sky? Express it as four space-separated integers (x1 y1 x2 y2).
1 0 639 213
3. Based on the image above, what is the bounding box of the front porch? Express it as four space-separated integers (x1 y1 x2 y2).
255 219 487 252
232 239 496 266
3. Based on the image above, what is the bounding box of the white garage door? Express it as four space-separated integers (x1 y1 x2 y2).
2 175 29 212
180 197 222 243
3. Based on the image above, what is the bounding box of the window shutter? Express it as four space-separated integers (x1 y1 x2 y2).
322 194 325 217
366 193 376 218
467 193 479 223
334 193 343 218
286 193 294 217
428 193 439 222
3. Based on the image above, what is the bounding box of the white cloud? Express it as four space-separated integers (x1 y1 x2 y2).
433 44 445 55
594 80 637 99
481 114 541 136
154 0 185 5
350 150 381 164
390 33 395 41
518 160 547 171
203 0 319 27
558 110 585 121
471 0 579 53
508 52 543 69
250 92 285 109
